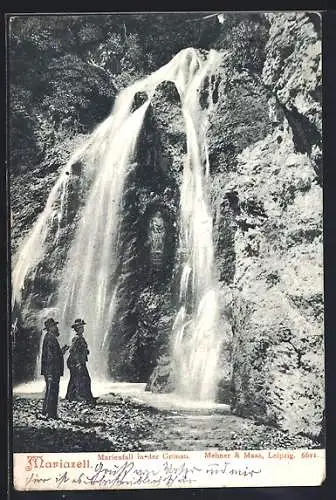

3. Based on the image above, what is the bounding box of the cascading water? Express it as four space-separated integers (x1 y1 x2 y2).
11 169 70 310
12 47 226 395
170 52 224 402
56 96 152 377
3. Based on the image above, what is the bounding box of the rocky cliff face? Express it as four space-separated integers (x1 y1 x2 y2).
262 12 322 180
228 125 323 437
223 12 323 438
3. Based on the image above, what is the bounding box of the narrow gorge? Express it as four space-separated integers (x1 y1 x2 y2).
10 12 324 443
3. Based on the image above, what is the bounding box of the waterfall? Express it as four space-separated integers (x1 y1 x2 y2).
170 52 224 402
56 95 151 377
11 169 70 310
11 48 226 391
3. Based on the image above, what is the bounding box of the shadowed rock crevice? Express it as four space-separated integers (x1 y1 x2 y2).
107 102 180 382
282 105 322 184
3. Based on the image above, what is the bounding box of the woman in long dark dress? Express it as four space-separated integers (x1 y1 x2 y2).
65 318 96 404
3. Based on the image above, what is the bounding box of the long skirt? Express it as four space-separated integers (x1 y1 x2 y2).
65 364 95 403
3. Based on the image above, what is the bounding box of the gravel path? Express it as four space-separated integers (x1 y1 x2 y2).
13 395 320 453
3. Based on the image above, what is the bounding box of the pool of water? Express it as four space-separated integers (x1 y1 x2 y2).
13 379 230 414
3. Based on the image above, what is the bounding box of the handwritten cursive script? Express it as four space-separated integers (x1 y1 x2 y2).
24 460 263 489
206 462 262 478
54 461 201 488
24 472 52 488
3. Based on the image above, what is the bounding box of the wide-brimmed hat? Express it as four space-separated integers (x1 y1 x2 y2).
43 318 59 330
71 318 86 329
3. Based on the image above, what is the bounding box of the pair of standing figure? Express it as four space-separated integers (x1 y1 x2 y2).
40 317 96 420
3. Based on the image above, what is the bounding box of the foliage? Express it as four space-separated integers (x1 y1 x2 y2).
9 16 118 174
8 13 271 174
9 85 39 168
213 13 270 74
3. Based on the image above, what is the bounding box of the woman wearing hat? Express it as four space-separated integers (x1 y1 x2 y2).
65 318 96 404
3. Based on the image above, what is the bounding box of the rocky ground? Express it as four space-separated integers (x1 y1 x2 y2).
13 395 321 453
